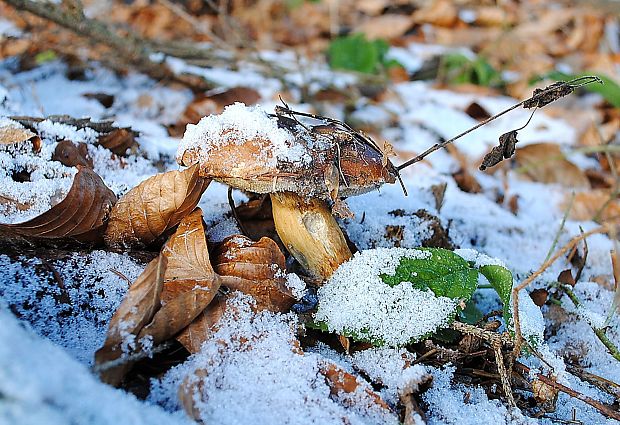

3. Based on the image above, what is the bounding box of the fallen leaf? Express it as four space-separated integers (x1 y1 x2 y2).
98 128 138 156
181 87 261 126
566 190 620 223
0 166 117 245
139 209 221 348
213 235 295 312
83 92 115 108
473 6 514 27
161 208 218 299
357 0 389 16
452 168 482 193
0 125 36 145
177 294 229 354
430 182 447 212
464 102 491 121
318 361 391 411
104 164 210 249
411 0 458 27
52 140 93 168
94 255 167 386
530 289 549 307
354 14 413 40
532 378 559 406
558 269 576 287
514 143 590 189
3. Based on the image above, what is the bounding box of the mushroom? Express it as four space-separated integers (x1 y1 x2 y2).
177 103 400 281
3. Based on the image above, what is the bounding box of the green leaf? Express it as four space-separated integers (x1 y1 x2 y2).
328 34 378 74
479 264 513 323
459 300 484 325
35 50 57 65
381 248 479 301
441 53 503 87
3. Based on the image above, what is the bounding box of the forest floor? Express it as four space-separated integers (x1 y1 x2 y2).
0 1 619 424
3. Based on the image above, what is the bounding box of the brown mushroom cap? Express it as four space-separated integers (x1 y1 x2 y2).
177 103 396 201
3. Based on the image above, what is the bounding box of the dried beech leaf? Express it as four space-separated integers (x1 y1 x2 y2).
104 164 210 249
94 255 167 386
515 143 589 189
214 235 295 312
98 128 138 156
138 209 221 348
411 0 458 27
479 130 518 171
318 362 391 411
161 208 217 295
523 82 574 109
52 140 93 168
182 87 261 125
354 14 412 40
0 125 36 145
566 190 620 223
177 294 229 354
532 379 559 405
0 166 117 245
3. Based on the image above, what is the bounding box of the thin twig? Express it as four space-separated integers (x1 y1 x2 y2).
2 0 214 90
227 187 248 237
511 227 606 358
397 77 603 171
544 193 575 263
450 321 516 406
515 363 620 421
561 284 620 362
565 364 620 399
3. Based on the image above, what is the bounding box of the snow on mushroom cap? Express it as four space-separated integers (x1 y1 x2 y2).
177 103 312 169
315 248 458 347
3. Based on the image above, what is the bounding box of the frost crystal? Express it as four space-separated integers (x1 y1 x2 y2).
285 272 307 299
315 248 458 346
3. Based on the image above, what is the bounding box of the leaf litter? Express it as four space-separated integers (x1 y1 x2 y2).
1 1 620 424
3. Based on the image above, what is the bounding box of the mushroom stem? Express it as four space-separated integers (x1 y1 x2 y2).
270 192 352 281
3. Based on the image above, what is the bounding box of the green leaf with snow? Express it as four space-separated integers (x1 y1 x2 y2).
381 248 479 301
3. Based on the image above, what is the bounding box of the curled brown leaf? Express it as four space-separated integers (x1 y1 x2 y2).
95 209 223 384
214 235 295 312
0 125 36 145
139 209 221 347
176 294 229 354
104 164 210 249
515 143 589 189
94 255 167 386
0 166 117 245
98 128 138 156
52 140 93 168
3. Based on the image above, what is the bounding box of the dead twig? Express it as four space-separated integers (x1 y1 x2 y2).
397 77 603 171
565 364 620 400
451 321 515 406
515 363 620 421
2 0 214 90
511 226 606 358
227 187 249 238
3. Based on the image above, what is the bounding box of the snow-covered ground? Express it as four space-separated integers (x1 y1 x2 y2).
0 41 618 424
